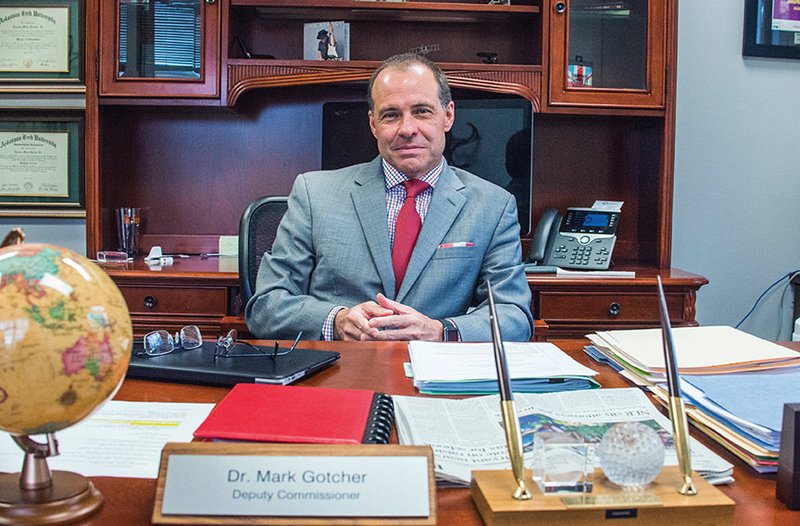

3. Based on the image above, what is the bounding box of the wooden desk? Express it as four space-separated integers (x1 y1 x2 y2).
75 340 795 525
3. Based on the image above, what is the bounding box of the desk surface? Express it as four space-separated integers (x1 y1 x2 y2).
74 340 795 525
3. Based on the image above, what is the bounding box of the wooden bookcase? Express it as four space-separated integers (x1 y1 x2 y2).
86 0 706 339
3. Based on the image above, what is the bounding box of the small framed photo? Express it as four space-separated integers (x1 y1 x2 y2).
303 21 350 61
0 115 84 217
0 0 83 83
567 58 593 87
743 0 800 59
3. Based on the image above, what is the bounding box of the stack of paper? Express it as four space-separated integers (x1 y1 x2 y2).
393 388 733 486
587 325 800 382
408 341 599 395
648 368 800 473
585 325 800 473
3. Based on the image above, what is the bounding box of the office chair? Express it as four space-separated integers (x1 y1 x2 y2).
238 196 289 305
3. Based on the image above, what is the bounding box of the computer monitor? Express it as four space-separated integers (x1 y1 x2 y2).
321 97 534 234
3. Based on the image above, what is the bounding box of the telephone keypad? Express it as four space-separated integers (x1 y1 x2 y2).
548 234 615 270
569 244 592 265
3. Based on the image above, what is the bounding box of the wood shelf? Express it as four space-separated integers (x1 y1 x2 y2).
227 61 542 106
231 0 540 15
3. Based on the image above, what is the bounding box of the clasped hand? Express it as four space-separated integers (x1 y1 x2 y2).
333 293 442 341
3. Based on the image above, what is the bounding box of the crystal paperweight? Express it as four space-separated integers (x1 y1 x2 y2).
597 422 665 490
531 431 593 494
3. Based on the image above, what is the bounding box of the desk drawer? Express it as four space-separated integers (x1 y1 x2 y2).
538 292 685 323
119 286 228 315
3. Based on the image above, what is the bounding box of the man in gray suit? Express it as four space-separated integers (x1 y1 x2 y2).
246 53 533 342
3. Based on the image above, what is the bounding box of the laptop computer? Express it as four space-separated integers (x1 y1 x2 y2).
126 341 340 386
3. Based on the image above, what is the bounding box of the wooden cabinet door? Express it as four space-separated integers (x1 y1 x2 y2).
99 0 220 97
547 0 666 110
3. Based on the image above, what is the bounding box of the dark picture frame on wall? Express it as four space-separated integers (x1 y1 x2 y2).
743 0 800 59
0 116 84 217
0 0 83 83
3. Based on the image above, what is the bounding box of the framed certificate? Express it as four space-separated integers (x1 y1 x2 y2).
743 0 800 59
0 0 83 83
0 116 84 217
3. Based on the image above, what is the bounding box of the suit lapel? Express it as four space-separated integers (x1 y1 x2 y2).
351 158 395 297
397 166 466 301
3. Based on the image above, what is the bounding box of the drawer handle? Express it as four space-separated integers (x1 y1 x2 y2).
608 302 621 317
143 295 157 309
554 2 567 14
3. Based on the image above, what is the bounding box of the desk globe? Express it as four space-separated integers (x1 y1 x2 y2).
0 242 132 524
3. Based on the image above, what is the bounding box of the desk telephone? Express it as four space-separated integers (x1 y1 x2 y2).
526 207 620 271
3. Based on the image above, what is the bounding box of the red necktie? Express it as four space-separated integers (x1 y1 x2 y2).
392 179 430 294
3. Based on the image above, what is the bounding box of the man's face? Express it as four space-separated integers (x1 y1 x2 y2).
368 64 454 179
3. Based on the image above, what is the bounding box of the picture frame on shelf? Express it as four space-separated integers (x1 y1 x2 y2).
0 116 84 217
303 21 350 61
0 0 83 84
743 0 800 59
567 56 593 87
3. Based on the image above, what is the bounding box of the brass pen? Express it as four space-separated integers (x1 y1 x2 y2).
487 280 531 500
657 276 697 496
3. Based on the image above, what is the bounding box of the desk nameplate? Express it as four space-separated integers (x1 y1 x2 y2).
153 442 436 525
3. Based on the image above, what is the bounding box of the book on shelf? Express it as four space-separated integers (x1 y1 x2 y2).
193 384 394 445
303 21 350 61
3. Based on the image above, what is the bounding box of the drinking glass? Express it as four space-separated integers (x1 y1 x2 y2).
116 207 142 257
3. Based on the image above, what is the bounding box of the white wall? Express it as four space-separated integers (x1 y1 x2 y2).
674 1 800 340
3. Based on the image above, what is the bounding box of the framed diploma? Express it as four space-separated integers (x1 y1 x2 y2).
0 116 84 217
0 0 83 83
743 0 800 59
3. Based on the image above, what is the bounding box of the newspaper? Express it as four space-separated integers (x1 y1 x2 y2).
394 387 733 486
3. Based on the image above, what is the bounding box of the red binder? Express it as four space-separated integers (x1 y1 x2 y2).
193 383 394 445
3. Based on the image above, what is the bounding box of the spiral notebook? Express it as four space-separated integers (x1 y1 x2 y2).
193 384 394 445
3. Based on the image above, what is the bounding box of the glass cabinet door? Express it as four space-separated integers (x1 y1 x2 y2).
100 0 219 97
548 0 666 109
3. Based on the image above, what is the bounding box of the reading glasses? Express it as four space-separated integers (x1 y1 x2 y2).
142 325 203 356
214 330 303 361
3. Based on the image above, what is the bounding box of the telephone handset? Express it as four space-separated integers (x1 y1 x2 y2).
526 207 620 271
527 208 561 267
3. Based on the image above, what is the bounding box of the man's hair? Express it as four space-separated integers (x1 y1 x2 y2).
366 53 452 112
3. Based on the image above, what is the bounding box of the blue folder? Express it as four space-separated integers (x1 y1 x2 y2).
678 367 800 449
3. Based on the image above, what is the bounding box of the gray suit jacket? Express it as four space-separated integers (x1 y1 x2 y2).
245 157 533 341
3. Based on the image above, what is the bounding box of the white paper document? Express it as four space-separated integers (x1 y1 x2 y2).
0 401 214 478
408 341 597 382
408 341 599 394
394 388 733 486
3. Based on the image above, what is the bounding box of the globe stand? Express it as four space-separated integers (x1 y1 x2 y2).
0 434 103 525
